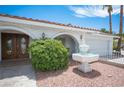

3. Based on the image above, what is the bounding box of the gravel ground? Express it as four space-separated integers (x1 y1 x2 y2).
36 61 124 87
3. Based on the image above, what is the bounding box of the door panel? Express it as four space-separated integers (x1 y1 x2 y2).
2 33 15 59
16 35 29 58
2 33 29 60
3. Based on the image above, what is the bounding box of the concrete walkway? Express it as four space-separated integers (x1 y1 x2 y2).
108 58 124 65
0 64 36 87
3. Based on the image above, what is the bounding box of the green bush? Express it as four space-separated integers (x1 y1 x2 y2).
28 39 69 71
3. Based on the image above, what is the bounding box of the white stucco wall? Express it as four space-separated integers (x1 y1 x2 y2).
85 33 113 56
0 16 115 60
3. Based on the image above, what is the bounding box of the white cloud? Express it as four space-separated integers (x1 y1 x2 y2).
69 5 122 18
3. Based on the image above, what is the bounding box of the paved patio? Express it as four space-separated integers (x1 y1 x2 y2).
0 63 36 87
36 61 124 87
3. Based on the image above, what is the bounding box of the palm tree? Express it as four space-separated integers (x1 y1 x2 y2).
117 5 123 51
103 5 113 34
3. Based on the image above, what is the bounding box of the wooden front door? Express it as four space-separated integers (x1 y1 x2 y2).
2 33 29 60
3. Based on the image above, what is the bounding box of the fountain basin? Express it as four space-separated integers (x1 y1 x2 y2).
72 53 99 73
72 53 99 63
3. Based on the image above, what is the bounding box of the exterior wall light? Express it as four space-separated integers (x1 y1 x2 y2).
42 32 45 39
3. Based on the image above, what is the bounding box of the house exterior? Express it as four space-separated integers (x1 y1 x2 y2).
0 14 116 62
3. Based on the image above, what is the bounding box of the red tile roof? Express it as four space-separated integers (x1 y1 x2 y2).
0 13 100 31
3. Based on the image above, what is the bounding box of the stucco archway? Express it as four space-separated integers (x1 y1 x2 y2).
0 26 37 39
0 26 34 61
53 33 79 57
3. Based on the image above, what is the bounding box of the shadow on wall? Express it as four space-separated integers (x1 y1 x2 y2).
54 34 79 57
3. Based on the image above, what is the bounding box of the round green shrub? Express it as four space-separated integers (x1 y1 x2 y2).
28 39 69 71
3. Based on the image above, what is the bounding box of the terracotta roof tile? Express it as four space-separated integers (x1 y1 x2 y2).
0 13 101 31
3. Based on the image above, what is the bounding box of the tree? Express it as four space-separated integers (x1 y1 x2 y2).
117 5 123 51
101 28 109 33
103 5 113 34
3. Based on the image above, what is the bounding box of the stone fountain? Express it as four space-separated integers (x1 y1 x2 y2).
72 33 99 73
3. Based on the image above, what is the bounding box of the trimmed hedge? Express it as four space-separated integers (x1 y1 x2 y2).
28 39 69 71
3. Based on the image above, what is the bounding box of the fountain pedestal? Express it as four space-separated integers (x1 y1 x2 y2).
78 63 92 73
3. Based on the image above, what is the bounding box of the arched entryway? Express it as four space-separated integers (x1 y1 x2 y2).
0 27 33 61
54 34 79 57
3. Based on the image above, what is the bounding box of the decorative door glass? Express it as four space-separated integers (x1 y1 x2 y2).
2 33 29 60
6 38 12 55
20 37 26 54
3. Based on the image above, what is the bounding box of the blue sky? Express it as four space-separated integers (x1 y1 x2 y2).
0 5 123 33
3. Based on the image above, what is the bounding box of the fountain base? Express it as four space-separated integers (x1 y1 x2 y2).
78 62 92 73
72 53 99 73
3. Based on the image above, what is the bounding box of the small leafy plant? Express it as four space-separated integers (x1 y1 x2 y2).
28 39 69 71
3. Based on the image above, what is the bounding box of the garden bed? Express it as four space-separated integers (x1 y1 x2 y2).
36 61 124 87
